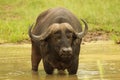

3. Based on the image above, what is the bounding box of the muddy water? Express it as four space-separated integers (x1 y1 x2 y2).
0 41 120 80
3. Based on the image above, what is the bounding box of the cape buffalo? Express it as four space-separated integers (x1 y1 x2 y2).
29 7 88 74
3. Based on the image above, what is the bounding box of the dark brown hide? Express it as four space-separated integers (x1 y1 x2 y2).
29 7 88 74
32 8 82 35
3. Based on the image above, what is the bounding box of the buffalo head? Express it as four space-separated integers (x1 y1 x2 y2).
29 19 88 59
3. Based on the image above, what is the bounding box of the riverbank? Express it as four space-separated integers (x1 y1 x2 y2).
0 0 120 43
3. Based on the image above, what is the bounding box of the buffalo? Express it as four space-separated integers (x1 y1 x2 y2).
29 7 88 75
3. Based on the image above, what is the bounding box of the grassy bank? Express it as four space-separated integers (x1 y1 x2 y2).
0 0 120 43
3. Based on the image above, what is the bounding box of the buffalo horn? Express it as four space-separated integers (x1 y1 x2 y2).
76 19 88 39
29 24 50 41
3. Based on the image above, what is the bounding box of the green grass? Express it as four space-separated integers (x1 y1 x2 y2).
0 0 120 43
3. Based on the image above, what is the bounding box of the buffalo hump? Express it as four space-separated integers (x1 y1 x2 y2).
32 7 82 35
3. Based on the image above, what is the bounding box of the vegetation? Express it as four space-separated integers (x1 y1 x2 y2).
0 0 120 43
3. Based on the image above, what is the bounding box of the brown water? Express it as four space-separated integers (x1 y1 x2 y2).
0 41 120 80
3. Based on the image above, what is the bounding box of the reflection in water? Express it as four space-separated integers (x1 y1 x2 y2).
31 71 40 80
31 71 78 80
45 75 78 80
0 41 120 80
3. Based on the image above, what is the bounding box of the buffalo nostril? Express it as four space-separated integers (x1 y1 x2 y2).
61 47 72 54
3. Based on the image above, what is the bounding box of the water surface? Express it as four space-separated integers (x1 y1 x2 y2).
0 41 120 80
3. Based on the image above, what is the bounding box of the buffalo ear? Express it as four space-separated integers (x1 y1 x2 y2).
72 33 77 46
39 40 47 46
72 33 82 45
32 39 48 47
72 32 77 41
39 40 48 54
73 34 77 39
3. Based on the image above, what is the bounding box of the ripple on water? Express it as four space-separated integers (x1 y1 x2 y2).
6 71 25 76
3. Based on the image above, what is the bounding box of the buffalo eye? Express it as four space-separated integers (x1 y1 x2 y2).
66 30 73 39
66 33 73 39
53 31 61 42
